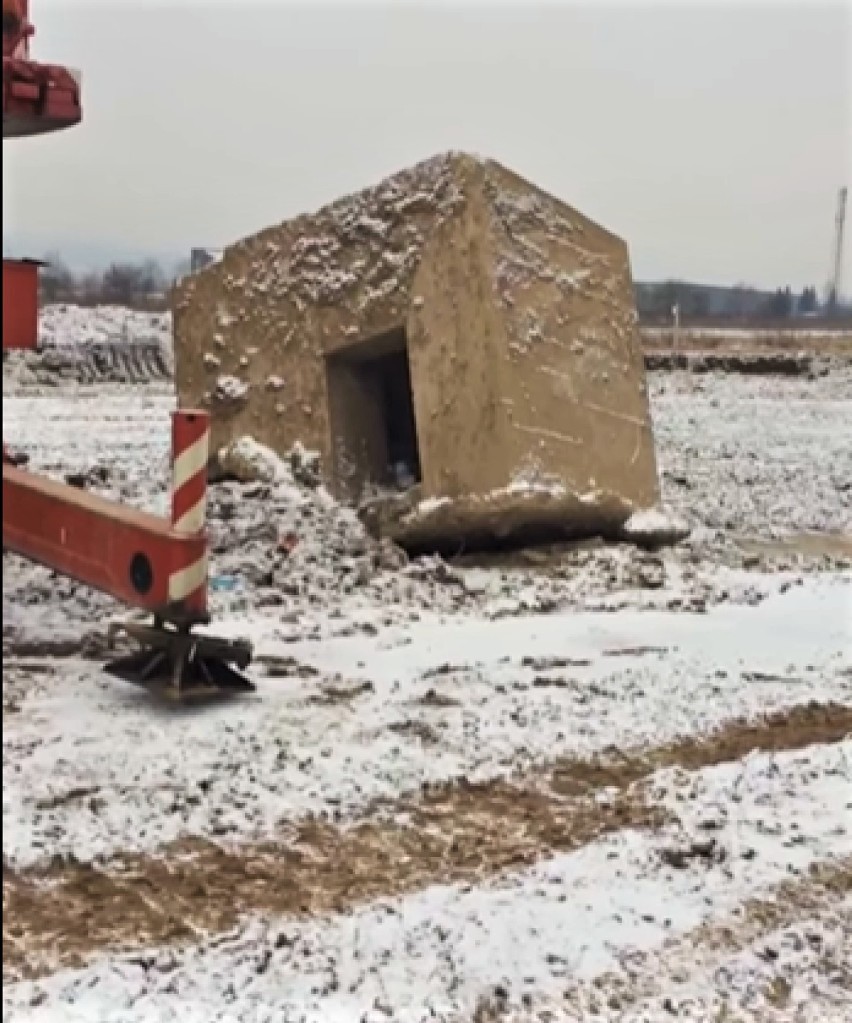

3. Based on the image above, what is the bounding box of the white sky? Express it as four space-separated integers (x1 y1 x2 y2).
2 0 851 289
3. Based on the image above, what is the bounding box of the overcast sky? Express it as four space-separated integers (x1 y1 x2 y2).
2 0 850 289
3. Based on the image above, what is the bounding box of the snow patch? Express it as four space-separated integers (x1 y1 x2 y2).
213 375 249 402
622 506 692 546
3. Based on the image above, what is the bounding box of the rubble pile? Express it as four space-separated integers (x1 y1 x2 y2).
204 439 697 618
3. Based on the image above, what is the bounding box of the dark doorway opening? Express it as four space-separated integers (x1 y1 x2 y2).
326 327 422 499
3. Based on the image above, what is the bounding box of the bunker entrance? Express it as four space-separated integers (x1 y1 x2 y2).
327 327 422 499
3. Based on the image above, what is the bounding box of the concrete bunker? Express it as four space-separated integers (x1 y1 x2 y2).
173 151 662 552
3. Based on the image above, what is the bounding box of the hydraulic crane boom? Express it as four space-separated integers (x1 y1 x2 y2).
2 1 254 698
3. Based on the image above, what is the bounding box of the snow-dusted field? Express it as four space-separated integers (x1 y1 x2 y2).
649 370 852 537
2 306 851 1022
3 578 849 869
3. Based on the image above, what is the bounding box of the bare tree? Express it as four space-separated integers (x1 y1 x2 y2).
138 258 167 297
101 263 144 305
38 251 76 304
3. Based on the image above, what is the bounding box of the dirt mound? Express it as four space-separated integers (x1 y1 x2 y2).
644 350 818 375
204 439 732 623
4 341 173 389
2 304 174 392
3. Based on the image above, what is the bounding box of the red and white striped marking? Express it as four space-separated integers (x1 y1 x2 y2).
168 410 209 606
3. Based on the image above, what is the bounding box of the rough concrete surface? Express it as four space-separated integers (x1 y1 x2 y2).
173 152 659 549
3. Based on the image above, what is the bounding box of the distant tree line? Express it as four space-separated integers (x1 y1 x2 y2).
635 280 837 323
35 252 848 324
37 253 188 310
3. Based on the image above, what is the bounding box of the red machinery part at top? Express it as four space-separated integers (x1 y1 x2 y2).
3 0 32 59
3 57 81 136
3 0 81 137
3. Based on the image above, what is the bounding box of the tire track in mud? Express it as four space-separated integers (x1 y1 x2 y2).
4 701 851 980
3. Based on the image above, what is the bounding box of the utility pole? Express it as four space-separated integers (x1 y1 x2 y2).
672 302 680 357
827 186 848 313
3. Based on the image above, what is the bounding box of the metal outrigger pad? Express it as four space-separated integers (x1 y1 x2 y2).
104 620 256 700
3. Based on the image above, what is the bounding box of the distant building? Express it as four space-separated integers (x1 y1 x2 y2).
2 257 45 349
189 248 223 274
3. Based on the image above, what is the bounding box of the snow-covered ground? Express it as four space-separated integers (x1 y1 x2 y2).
650 371 852 537
643 325 852 341
2 306 851 1022
3 577 849 868
5 740 851 1022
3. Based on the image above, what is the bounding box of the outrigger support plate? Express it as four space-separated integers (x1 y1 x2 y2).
104 621 255 700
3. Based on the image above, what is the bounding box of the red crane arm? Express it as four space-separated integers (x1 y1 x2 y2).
3 463 209 626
